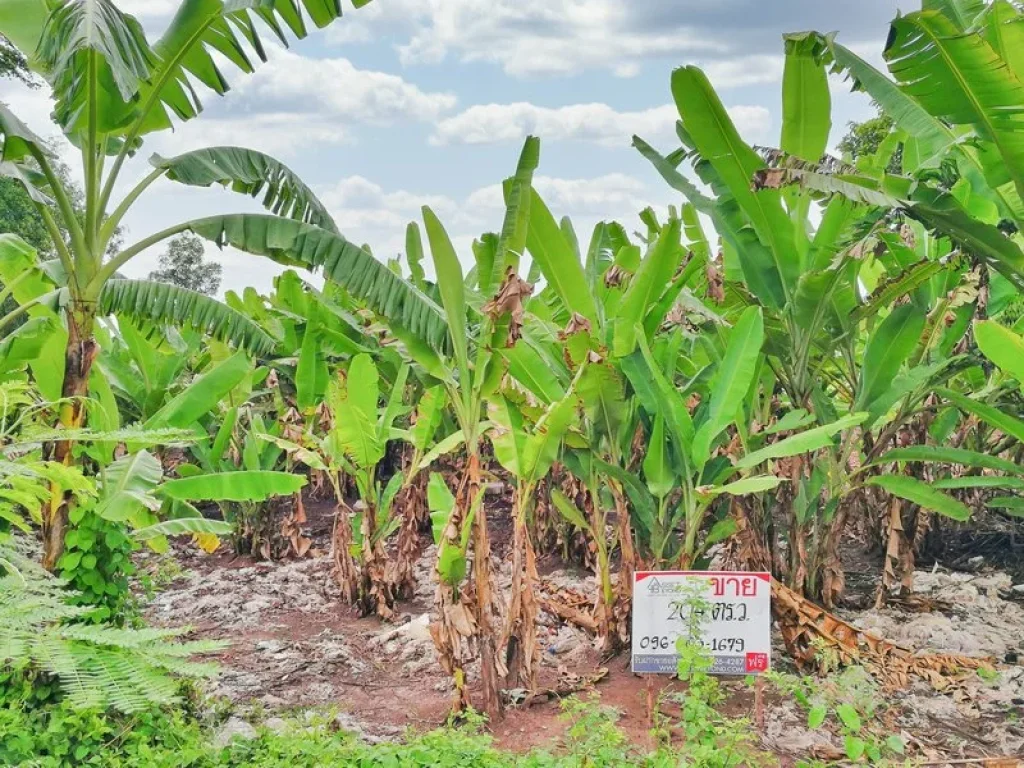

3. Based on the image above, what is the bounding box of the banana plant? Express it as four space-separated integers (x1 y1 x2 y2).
389 384 448 598
491 368 585 690
791 3 1024 294
505 201 709 649
611 307 777 565
0 0 378 569
633 34 987 604
374 136 541 718
865 320 1024 525
322 353 410 619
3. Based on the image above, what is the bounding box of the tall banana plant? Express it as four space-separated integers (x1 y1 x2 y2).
325 353 409 619
793 2 1024 294
634 33 986 604
0 0 376 569
491 369 585 690
504 204 709 649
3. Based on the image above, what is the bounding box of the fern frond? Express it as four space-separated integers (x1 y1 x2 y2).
0 537 226 712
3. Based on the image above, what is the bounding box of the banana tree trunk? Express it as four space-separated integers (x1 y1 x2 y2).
429 454 501 717
470 455 502 720
42 303 99 570
391 472 428 599
359 501 395 620
606 482 636 652
502 487 540 691
332 499 360 604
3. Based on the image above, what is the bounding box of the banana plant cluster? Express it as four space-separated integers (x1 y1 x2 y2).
1 0 1024 725
0 0 375 569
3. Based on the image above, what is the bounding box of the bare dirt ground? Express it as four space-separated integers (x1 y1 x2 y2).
140 495 1024 764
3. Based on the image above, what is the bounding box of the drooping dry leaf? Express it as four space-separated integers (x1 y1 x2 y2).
483 267 534 347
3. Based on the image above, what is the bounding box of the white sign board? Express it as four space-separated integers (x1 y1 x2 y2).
631 571 771 675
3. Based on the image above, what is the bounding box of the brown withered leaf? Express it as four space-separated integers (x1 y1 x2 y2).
752 168 787 190
560 312 592 339
706 262 725 303
773 579 994 692
483 267 534 347
538 581 598 633
447 603 478 637
899 222 916 248
603 264 627 288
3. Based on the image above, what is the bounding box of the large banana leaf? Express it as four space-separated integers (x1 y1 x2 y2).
185 214 449 354
776 167 1024 291
329 353 383 470
0 317 59 377
521 391 579 485
735 413 867 469
144 351 251 430
131 0 370 136
643 417 673 499
937 387 1024 443
408 386 445 454
983 2 1024 82
576 361 627 444
632 136 713 213
489 136 540 294
404 222 426 289
925 0 987 29
886 10 1024 201
782 33 831 162
98 279 275 356
524 190 599 325
974 320 1024 384
95 450 163 524
0 0 49 54
692 306 764 468
856 303 926 410
34 0 156 133
867 474 971 521
612 218 682 357
133 516 233 540
0 102 49 163
502 342 566 405
672 66 798 303
152 147 337 231
159 471 306 502
421 207 468 374
873 446 1024 476
814 36 954 167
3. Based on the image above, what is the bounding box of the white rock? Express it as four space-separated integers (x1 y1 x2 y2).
213 717 258 748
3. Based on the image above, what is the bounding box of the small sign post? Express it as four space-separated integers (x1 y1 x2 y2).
631 571 772 676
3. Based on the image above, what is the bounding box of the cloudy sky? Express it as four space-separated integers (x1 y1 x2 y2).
1 0 908 296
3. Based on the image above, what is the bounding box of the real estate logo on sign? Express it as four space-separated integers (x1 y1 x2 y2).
631 571 771 675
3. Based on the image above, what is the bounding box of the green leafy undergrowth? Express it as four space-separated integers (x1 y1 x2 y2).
58 508 137 624
0 691 778 767
768 664 906 766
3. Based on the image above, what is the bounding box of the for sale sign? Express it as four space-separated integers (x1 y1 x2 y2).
631 571 771 675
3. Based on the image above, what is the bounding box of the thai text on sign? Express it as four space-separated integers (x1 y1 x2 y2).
631 571 771 675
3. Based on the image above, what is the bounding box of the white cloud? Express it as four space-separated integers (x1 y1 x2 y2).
431 103 676 148
327 0 725 78
311 171 672 277
431 101 771 148
703 56 785 89
149 113 349 159
465 173 656 218
141 46 457 159
319 175 460 235
229 45 457 125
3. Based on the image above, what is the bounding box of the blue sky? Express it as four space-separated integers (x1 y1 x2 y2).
1 0 908 295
